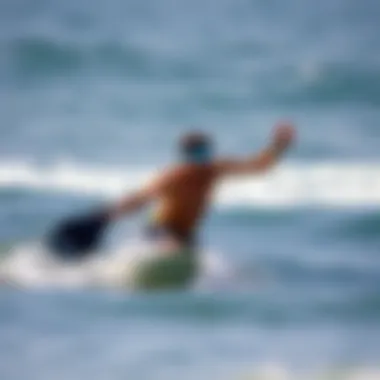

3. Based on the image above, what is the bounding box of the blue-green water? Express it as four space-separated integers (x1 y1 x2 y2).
1 0 380 379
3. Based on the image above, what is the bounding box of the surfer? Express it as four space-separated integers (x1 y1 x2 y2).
48 123 295 255
47 123 295 288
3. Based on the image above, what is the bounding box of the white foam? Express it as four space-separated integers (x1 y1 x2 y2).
0 240 234 290
0 160 380 207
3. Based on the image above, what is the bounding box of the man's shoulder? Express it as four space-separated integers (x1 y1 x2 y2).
169 162 218 176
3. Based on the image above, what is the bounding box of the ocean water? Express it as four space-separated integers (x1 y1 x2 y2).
1 0 380 379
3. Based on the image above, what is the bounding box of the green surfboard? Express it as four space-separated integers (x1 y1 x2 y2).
125 249 197 290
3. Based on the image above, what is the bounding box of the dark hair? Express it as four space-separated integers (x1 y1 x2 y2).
179 132 213 163
179 132 211 153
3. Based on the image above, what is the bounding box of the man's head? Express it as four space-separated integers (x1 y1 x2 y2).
179 132 213 164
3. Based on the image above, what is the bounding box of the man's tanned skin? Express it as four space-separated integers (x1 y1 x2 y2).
108 123 296 249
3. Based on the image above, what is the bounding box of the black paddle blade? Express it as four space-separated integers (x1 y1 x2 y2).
46 211 109 260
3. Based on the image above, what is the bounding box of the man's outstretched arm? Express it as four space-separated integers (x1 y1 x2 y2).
215 123 296 177
106 170 173 220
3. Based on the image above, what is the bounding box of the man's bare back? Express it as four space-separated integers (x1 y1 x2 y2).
151 164 215 240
